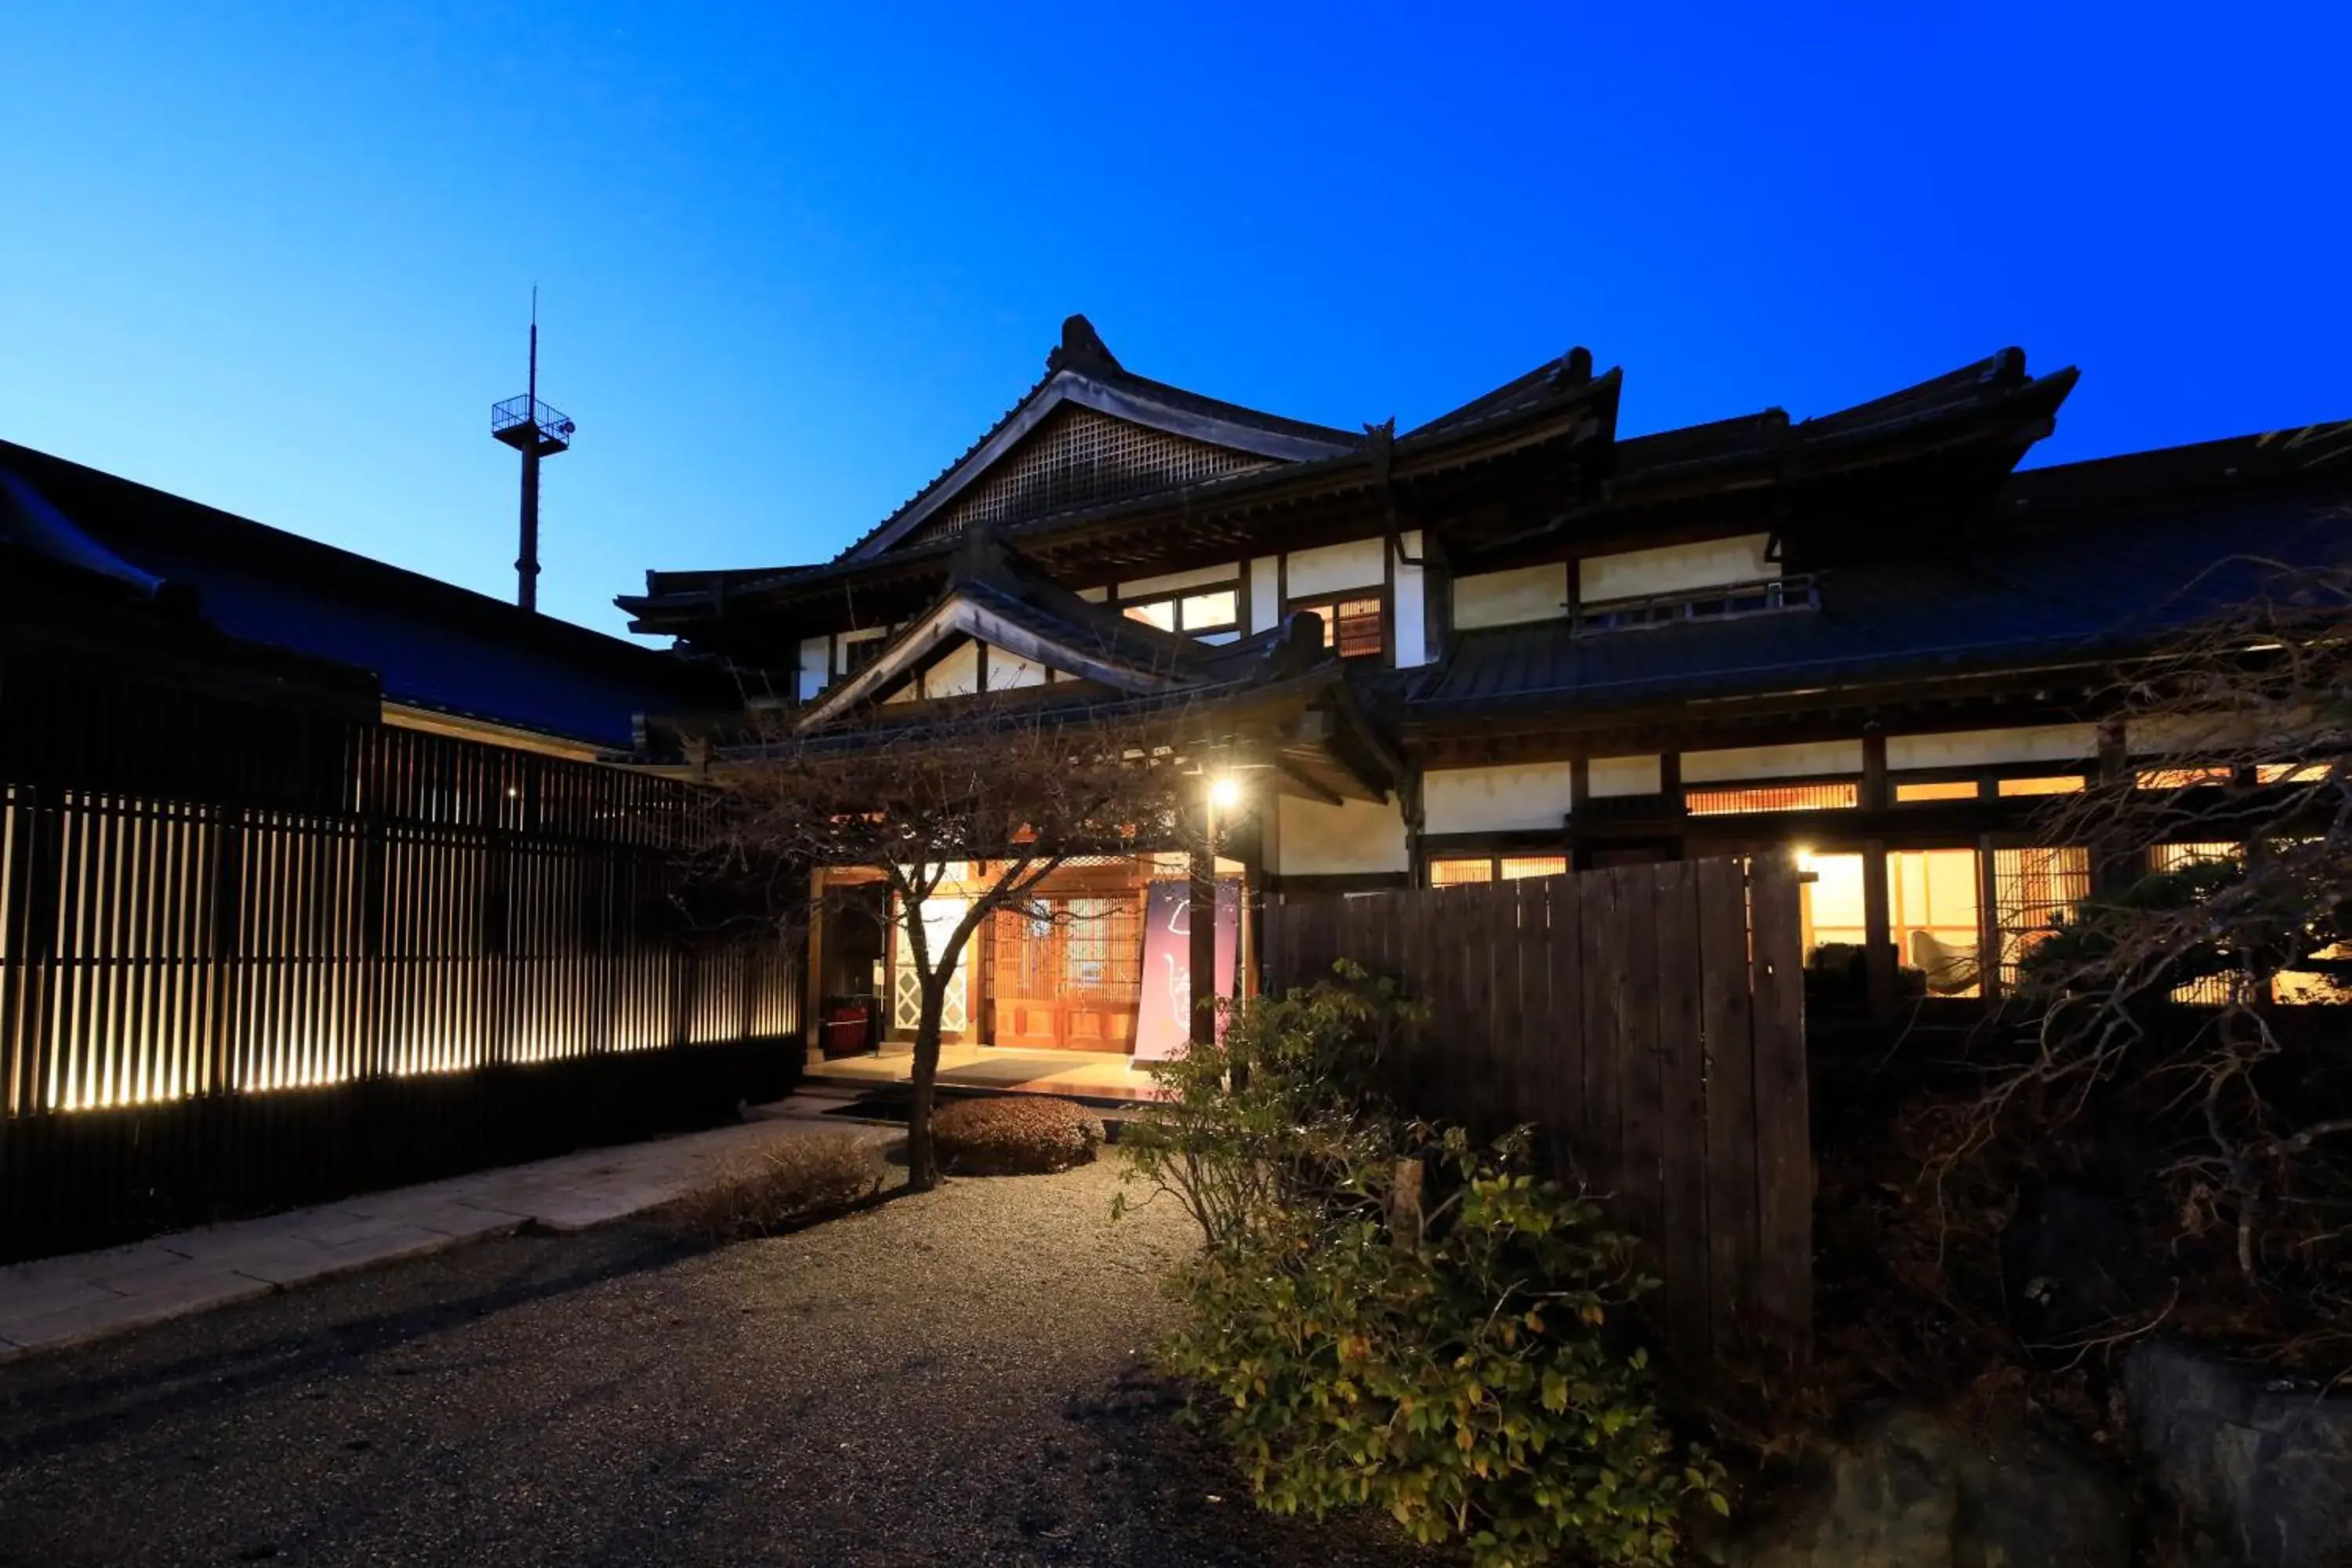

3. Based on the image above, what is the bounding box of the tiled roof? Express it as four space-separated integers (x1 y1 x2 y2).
0 441 727 750
827 315 1365 564
1411 488 2352 717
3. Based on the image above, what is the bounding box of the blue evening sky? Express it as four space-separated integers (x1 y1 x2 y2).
2 4 2343 639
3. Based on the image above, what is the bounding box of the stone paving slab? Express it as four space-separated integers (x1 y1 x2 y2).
0 1098 884 1363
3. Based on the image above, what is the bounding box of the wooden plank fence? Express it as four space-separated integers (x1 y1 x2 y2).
0 650 802 1262
1264 856 1809 1362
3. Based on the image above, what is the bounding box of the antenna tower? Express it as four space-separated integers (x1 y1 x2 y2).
488 289 575 612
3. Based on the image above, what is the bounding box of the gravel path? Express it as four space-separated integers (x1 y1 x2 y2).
0 1150 1443 1566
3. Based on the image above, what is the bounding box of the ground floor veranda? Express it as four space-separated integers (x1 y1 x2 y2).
801 1041 1163 1102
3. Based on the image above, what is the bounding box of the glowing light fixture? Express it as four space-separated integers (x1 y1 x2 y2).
1208 775 1243 812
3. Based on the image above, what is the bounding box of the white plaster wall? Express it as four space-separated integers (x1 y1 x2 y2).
1454 564 1570 630
1579 534 1776 604
1422 761 1577 833
1590 755 1664 797
1274 795 1410 876
1887 724 2099 770
924 641 981 699
985 644 1048 690
1284 538 1387 598
1117 562 1240 599
1682 739 1863 782
1248 557 1282 633
1076 586 1108 604
797 637 829 701
1392 531 1427 666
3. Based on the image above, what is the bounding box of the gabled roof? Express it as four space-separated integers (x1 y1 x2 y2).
834 315 1365 561
620 347 1620 643
796 530 1331 731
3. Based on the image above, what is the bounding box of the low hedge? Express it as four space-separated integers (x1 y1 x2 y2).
931 1095 1105 1175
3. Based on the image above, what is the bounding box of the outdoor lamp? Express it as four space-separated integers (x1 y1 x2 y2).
1208 775 1243 812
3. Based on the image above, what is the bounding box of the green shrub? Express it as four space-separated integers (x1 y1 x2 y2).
670 1134 886 1240
1121 967 1725 1567
931 1094 1105 1174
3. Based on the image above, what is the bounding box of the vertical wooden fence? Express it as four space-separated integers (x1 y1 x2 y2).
0 652 802 1261
1264 856 1809 1362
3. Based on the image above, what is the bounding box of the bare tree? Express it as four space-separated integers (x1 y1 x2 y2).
1970 559 2352 1343
691 691 1216 1191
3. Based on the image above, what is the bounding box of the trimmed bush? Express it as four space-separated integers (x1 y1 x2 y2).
932 1094 1105 1175
670 1134 886 1240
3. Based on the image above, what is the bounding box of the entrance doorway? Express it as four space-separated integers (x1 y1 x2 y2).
990 895 1145 1051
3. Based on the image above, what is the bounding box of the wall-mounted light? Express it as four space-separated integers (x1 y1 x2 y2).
1208 775 1243 812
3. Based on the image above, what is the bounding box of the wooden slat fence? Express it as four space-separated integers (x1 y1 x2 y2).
1264 857 1809 1362
0 652 801 1261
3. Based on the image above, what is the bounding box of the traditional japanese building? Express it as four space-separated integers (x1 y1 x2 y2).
620 316 2352 1059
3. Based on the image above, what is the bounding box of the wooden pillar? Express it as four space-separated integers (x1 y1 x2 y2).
1189 797 1218 1047
804 867 826 1056
1976 832 2003 1010
1567 757 1592 871
2094 717 2136 898
1864 840 1894 1017
1860 728 1895 1016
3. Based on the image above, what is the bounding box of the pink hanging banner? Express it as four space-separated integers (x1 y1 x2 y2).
1131 877 1239 1062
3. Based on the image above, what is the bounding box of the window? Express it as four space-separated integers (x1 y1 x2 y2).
2136 767 2234 790
1291 594 1385 660
1896 779 1980 803
1428 855 1566 887
1572 574 1818 637
1997 775 2083 797
1889 848 1983 997
2259 762 2332 785
1994 845 2091 988
1121 585 1239 637
837 631 891 675
1685 781 1858 815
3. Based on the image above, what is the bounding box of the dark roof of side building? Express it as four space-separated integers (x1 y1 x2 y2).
0 438 728 750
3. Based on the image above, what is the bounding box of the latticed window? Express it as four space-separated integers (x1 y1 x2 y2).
1429 855 1566 887
1685 780 1859 815
1294 594 1385 659
1993 845 2091 989
906 405 1270 547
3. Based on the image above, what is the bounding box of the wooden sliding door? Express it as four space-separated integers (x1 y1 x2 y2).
989 893 1144 1051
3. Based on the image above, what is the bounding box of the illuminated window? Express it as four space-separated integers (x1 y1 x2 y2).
1798 851 1868 960
1686 781 1858 815
1179 589 1237 630
2136 767 2235 790
1889 848 1982 997
2258 762 2332 784
1123 586 1240 637
1997 775 2084 797
1429 855 1568 887
1896 780 1979 803
1294 595 1385 660
2151 841 2238 871
1994 846 2091 987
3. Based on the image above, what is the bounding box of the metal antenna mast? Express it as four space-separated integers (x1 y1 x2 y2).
490 288 575 612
